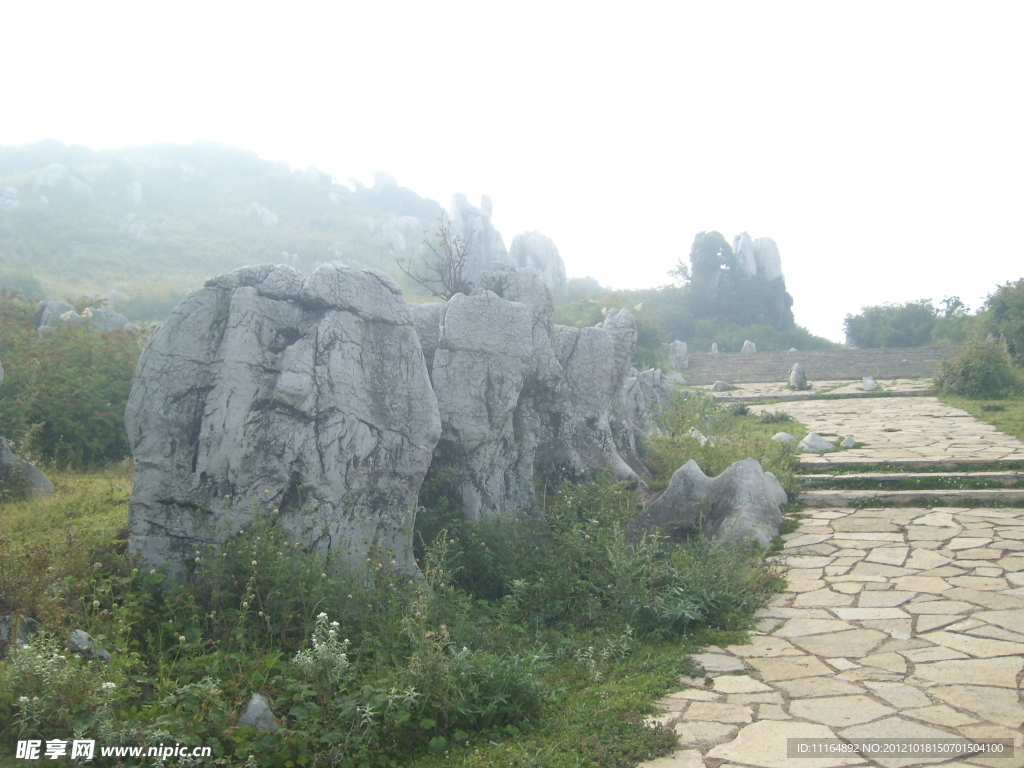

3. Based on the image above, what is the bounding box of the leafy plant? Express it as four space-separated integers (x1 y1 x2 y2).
935 339 1022 399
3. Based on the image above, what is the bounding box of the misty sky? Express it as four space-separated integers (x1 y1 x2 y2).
5 1 1022 342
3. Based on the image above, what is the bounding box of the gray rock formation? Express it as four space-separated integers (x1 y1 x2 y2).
789 363 809 390
248 203 278 226
741 340 756 354
711 343 719 354
771 432 796 444
0 615 39 654
753 237 784 281
239 694 280 732
126 264 441 577
0 437 55 496
429 291 535 520
668 340 688 371
35 300 132 334
634 458 783 547
711 381 732 392
540 308 643 482
840 436 857 448
622 367 678 441
70 629 112 662
798 433 835 453
732 232 757 277
509 231 568 298
407 302 445 370
449 194 512 281
88 306 131 333
862 376 877 391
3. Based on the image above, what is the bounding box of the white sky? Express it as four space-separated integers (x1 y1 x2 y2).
4 1 1023 342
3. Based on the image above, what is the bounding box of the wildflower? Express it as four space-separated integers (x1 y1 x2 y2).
92 600 101 609
131 568 138 575
263 489 270 495
18 696 29 705
150 569 156 575
273 508 279 514
258 611 264 617
242 601 249 609
251 560 258 566
101 682 116 690
195 557 201 564
93 562 102 569
317 612 328 620
178 635 186 644
321 573 327 579
82 307 94 318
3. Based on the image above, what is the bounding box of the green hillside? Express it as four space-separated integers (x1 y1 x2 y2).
0 140 444 319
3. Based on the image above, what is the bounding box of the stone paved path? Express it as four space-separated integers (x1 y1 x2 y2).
754 397 1024 467
639 398 1024 768
701 379 935 401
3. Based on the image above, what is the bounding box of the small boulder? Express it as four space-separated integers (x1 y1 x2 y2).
0 615 40 654
798 433 835 453
788 363 809 390
741 340 756 354
687 427 709 447
840 436 856 448
711 381 733 392
0 437 54 496
238 693 280 732
710 343 719 354
70 629 112 662
634 458 783 547
668 340 688 370
771 432 796 444
862 376 877 391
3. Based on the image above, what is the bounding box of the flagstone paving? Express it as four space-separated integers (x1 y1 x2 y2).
701 378 935 401
639 396 1024 768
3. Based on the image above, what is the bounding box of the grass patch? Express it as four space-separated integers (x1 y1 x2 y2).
1 459 784 766
937 391 1024 442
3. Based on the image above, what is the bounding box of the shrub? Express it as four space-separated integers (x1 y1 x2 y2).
983 278 1024 364
936 340 1022 399
844 300 937 348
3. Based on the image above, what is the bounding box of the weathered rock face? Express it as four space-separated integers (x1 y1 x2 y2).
732 232 757 277
540 308 644 482
449 194 512 280
0 436 54 496
633 458 784 547
126 264 441 576
508 231 568 298
789 362 809 390
429 291 535 520
407 302 445 369
622 367 678 442
35 300 132 334
862 376 877 391
741 340 756 354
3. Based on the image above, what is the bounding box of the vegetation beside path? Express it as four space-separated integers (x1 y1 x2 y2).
0 393 788 768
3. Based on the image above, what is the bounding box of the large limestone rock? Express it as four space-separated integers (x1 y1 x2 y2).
35 300 131 334
407 302 445 369
741 340 756 354
633 458 784 547
0 436 55 496
126 264 441 576
508 231 568 298
449 194 512 281
798 432 835 453
540 308 644 482
668 340 688 371
429 291 535 520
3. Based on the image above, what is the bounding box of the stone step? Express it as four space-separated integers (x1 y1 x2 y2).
798 470 1024 487
799 488 1024 507
796 457 1024 472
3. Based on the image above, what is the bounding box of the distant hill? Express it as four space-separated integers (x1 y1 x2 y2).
0 140 444 320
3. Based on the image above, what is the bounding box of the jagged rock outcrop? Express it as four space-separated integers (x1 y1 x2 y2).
753 237 784 281
540 308 644 482
741 340 756 354
509 231 568 298
407 302 445 369
732 232 757 277
632 458 784 547
449 194 512 280
622 367 678 441
126 264 441 576
429 291 534 520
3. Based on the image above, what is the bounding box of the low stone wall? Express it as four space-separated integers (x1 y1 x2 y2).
683 347 952 385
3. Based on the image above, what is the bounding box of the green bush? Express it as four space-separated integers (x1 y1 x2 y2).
935 339 1022 399
844 299 938 348
982 278 1024 364
0 292 144 468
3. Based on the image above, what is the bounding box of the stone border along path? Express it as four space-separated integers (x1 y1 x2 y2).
638 392 1024 768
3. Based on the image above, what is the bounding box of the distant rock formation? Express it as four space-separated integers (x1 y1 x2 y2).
668 340 688 371
35 300 133 334
732 232 784 282
248 203 278 227
126 264 442 577
449 194 511 280
509 231 568 298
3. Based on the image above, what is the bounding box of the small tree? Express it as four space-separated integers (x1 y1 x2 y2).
396 218 472 300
